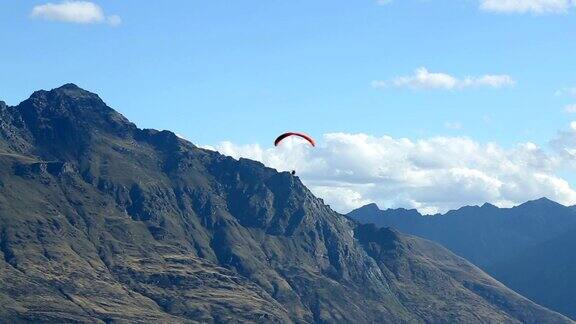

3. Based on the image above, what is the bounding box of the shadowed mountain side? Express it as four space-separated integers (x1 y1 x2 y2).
0 84 571 323
355 224 573 323
349 201 576 320
490 227 576 319
349 200 576 268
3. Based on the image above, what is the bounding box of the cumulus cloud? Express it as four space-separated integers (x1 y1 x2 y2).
372 68 516 91
550 121 576 166
480 0 576 14
30 1 121 26
207 130 576 214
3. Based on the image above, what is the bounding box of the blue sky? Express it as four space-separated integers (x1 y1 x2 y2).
2 1 576 212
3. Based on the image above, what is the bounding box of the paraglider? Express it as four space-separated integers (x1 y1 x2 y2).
274 132 315 147
274 132 315 176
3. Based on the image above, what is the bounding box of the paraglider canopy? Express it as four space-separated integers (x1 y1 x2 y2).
274 132 315 147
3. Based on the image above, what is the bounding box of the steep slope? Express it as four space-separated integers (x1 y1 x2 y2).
490 227 576 319
349 200 576 320
0 84 571 323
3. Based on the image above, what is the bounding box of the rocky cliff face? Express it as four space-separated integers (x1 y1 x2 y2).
0 84 571 323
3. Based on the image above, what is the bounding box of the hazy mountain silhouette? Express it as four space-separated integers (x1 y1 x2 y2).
490 227 576 319
349 199 576 319
0 84 570 323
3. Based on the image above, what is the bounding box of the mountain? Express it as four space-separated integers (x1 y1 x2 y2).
0 84 571 323
349 199 576 268
490 227 576 319
349 200 576 319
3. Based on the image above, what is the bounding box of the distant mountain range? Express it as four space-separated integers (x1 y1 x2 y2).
348 199 576 319
0 84 571 323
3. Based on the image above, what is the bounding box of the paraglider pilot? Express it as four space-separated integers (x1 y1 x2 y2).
274 132 315 177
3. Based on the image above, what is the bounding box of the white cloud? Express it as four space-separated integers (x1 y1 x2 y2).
565 104 576 113
480 0 576 14
376 0 393 5
470 74 517 88
551 121 576 166
30 1 121 26
557 87 576 97
107 14 122 27
209 131 576 214
312 186 372 212
373 68 516 91
445 122 463 130
371 80 387 89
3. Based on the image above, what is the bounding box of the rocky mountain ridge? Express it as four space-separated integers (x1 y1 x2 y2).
0 84 571 323
348 199 576 319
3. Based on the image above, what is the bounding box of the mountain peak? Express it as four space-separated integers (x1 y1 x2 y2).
21 84 125 119
29 83 100 102
360 202 380 212
518 197 562 209
481 202 498 209
533 197 554 203
14 84 136 159
347 203 381 220
58 83 81 90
